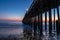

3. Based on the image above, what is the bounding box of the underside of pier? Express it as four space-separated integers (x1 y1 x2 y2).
22 0 60 40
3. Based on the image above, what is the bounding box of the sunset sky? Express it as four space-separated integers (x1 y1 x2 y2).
0 0 33 22
0 0 60 22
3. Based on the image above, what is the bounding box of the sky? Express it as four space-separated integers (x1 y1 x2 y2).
0 0 59 22
42 8 58 22
0 0 33 22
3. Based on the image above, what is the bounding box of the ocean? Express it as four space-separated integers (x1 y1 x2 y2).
0 22 23 38
0 22 60 40
23 22 60 40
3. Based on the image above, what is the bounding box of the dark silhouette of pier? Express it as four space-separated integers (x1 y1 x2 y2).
22 0 60 40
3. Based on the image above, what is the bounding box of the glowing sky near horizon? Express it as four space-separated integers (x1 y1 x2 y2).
0 0 60 22
42 8 59 22
0 0 33 21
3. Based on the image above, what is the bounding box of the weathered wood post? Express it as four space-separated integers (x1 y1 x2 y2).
49 9 52 34
54 8 55 32
40 14 43 35
38 14 43 40
56 6 60 35
45 12 47 32
34 17 37 40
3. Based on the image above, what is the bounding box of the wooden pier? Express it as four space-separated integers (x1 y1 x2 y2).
22 0 60 40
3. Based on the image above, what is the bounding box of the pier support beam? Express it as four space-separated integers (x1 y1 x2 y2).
38 15 40 39
38 14 43 40
56 6 60 35
39 14 43 35
29 18 33 40
38 14 43 35
34 17 37 40
54 8 55 32
49 9 52 34
31 18 35 40
45 12 47 32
